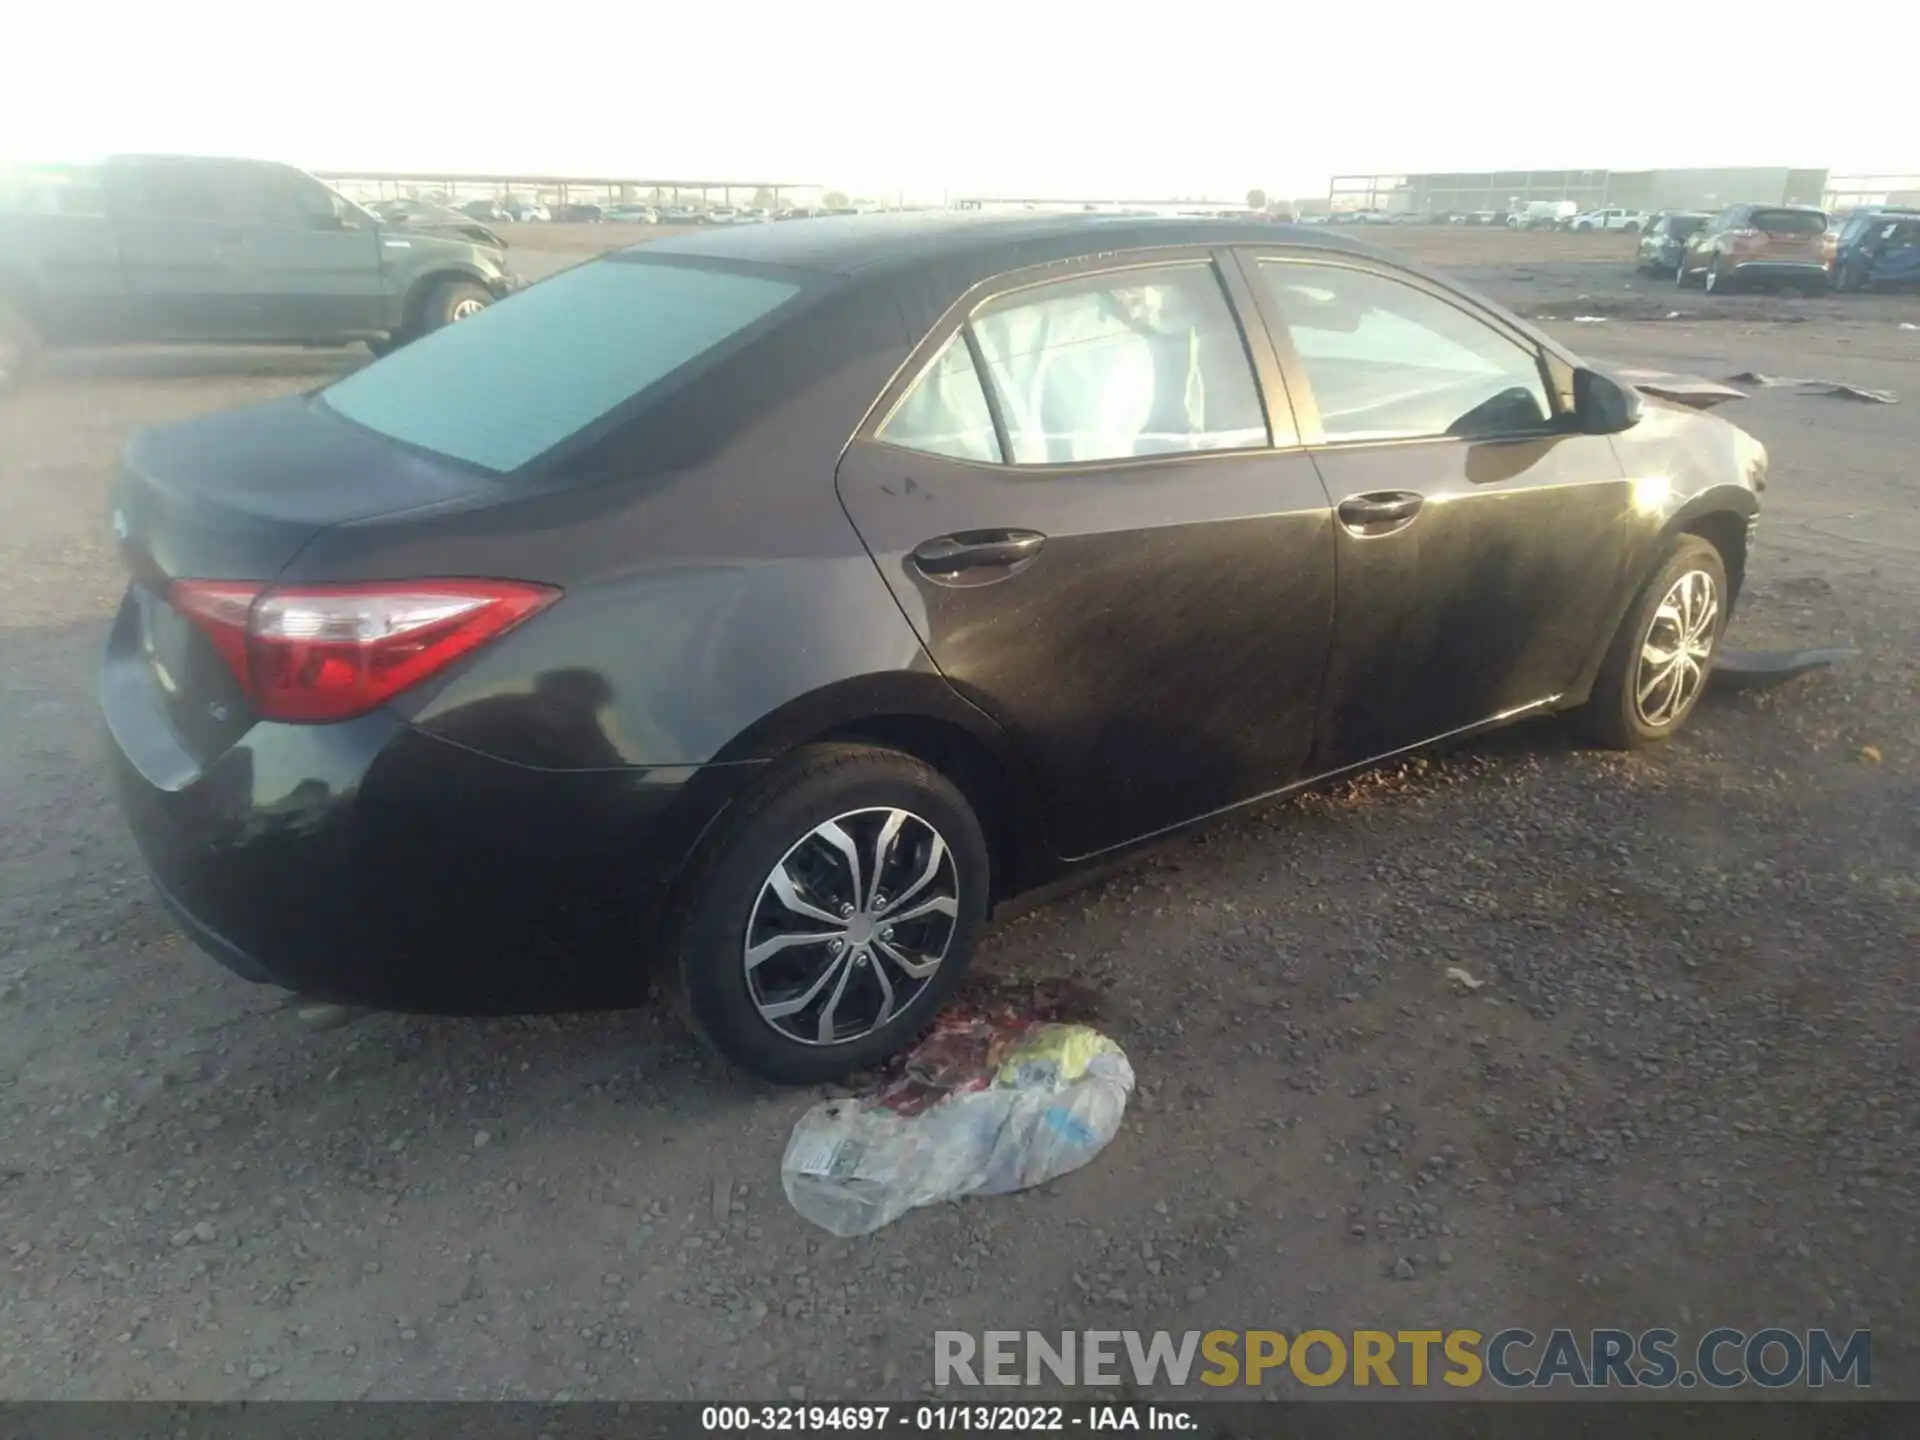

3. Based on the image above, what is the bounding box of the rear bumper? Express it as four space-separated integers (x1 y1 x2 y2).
1729 260 1827 281
104 687 765 1013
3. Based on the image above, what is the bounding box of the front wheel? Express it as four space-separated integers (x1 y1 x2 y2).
1705 257 1733 294
1574 534 1728 749
669 745 991 1084
422 279 492 333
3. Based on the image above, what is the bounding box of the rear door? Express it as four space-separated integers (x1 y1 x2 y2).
103 158 253 340
1236 248 1635 771
835 249 1337 860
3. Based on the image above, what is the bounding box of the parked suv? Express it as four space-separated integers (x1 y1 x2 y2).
1829 209 1920 292
1571 206 1648 233
1638 211 1711 274
1676 203 1829 293
0 154 519 391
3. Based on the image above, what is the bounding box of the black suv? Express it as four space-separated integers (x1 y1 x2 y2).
0 154 520 392
1637 211 1711 275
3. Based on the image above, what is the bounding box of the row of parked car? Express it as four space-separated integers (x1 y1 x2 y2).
438 198 870 226
1636 204 1920 294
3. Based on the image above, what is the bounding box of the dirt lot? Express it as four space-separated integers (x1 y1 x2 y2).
1 227 1916 1402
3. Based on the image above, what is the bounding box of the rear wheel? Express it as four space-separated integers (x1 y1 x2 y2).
0 296 40 396
1575 534 1728 749
669 744 991 1084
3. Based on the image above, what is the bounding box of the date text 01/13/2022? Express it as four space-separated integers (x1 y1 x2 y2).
700 1404 1196 1431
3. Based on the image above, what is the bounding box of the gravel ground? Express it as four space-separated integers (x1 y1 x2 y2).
0 236 1915 1401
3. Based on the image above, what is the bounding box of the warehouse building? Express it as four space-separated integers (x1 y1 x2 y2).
1329 167 1830 216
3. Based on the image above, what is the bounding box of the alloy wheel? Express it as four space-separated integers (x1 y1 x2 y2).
743 807 960 1046
1635 569 1718 728
449 298 487 321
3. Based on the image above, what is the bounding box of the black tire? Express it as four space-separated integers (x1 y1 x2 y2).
364 335 400 358
1705 256 1734 295
1574 534 1729 750
420 279 492 334
669 744 992 1084
1623 221 1641 233
0 295 41 396
1675 258 1694 288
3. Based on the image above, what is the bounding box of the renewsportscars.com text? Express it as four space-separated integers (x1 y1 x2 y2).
934 1327 1871 1389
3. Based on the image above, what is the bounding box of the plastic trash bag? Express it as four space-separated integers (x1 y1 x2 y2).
780 1015 1135 1237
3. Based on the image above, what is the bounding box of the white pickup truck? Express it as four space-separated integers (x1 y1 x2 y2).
1570 206 1649 233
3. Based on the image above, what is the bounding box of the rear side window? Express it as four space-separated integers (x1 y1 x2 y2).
876 338 1001 463
968 264 1269 464
321 259 800 472
1750 209 1825 237
1672 216 1706 237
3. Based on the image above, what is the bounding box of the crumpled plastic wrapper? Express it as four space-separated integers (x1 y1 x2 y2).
780 1015 1134 1237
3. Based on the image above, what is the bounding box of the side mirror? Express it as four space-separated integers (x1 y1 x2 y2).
1573 367 1643 434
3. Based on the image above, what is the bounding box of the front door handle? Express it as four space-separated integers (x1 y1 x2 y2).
1336 491 1424 534
910 529 1046 580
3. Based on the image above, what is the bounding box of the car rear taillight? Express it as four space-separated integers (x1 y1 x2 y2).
1727 227 1760 240
170 579 559 723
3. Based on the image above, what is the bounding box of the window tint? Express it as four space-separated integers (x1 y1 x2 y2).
1751 209 1824 237
322 258 800 473
967 264 1269 464
876 337 1001 463
1257 260 1553 442
1671 215 1707 237
123 165 232 221
226 167 342 226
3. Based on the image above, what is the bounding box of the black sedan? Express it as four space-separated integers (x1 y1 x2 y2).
101 215 1767 1082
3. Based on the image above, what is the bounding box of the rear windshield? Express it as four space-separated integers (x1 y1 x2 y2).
1749 209 1825 237
320 258 801 472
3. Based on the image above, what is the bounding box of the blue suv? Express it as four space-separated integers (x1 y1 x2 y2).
1831 209 1920 291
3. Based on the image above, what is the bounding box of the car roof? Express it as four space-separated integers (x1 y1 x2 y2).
623 210 1384 278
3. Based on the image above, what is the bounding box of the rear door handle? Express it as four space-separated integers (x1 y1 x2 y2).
1336 491 1424 533
910 529 1046 579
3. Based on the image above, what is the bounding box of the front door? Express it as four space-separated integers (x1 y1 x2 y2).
215 161 386 339
837 253 1336 860
1238 250 1636 772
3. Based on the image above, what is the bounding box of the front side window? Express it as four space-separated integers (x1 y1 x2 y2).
1257 260 1554 442
875 337 1000 463
967 264 1269 464
322 257 800 473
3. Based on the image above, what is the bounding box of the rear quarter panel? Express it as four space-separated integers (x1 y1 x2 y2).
286 273 968 772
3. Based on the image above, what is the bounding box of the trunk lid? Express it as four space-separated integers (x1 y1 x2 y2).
1747 208 1826 262
107 395 503 765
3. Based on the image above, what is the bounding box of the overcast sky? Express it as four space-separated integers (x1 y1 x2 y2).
6 0 1908 202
